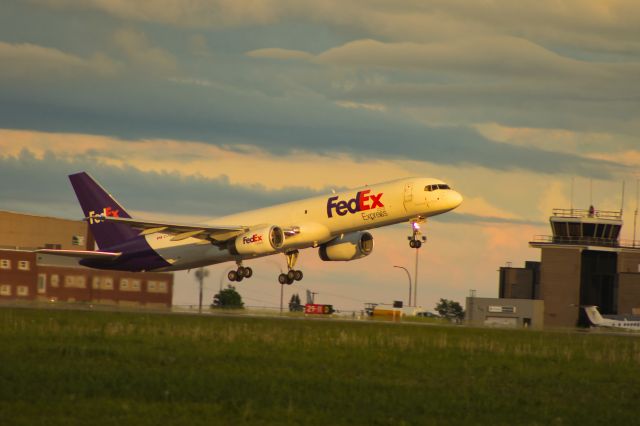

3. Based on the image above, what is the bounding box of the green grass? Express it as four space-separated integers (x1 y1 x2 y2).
1 308 640 425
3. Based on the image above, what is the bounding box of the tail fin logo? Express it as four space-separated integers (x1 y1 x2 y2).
88 207 120 224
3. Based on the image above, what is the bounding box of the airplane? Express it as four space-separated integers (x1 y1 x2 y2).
36 172 463 284
583 306 640 331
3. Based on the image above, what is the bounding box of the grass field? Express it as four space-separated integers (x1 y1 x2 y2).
1 307 640 425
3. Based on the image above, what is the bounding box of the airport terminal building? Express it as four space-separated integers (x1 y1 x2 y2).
0 211 173 308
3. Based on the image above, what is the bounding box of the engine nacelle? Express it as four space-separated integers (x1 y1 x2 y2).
318 231 374 261
232 225 285 255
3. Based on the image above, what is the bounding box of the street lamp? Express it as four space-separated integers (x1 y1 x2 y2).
393 265 412 307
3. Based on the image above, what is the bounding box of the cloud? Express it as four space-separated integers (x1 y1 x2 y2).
112 28 177 75
335 101 386 112
0 41 121 79
33 1 640 55
246 48 313 60
0 148 324 219
315 37 586 78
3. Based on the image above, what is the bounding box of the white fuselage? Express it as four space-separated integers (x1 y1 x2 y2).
146 177 463 271
584 306 640 330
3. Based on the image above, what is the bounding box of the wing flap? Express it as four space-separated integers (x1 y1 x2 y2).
88 216 247 242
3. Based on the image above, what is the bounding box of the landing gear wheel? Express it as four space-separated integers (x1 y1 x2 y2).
228 270 238 281
244 267 253 278
237 266 247 277
236 275 243 282
409 240 416 248
415 240 422 249
293 270 303 281
287 270 296 281
278 273 288 285
287 276 294 285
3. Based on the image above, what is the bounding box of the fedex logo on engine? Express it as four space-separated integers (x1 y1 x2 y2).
327 189 384 218
88 206 120 224
242 234 263 244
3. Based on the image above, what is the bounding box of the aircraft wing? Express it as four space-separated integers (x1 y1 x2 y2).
89 216 247 242
35 249 121 260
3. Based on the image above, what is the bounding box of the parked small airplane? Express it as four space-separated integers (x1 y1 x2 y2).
583 306 640 330
37 172 462 284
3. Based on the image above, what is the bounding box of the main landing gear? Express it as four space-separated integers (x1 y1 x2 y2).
278 250 304 285
408 219 427 249
228 263 253 282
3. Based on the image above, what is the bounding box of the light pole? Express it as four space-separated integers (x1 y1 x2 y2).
195 267 210 314
393 265 412 306
414 246 419 307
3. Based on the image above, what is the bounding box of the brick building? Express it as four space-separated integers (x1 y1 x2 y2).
0 211 173 308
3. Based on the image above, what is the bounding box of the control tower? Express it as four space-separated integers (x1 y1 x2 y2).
530 207 640 327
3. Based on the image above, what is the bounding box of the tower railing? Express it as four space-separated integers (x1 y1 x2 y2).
532 235 640 249
551 208 622 221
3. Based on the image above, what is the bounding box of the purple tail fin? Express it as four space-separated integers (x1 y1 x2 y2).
69 172 138 249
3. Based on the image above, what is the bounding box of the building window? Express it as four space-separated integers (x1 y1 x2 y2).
92 276 100 289
131 279 141 292
0 259 10 270
17 286 29 296
51 274 59 288
119 278 142 292
0 285 11 296
101 277 114 290
147 280 168 294
64 276 87 289
37 274 47 294
17 260 30 271
72 235 85 246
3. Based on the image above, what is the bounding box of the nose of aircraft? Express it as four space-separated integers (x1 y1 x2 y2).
450 190 463 210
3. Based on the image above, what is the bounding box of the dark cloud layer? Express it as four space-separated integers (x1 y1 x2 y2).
0 76 623 180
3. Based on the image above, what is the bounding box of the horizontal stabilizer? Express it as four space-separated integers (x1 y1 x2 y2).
35 249 121 260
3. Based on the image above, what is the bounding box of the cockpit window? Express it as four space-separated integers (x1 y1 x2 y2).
425 184 451 191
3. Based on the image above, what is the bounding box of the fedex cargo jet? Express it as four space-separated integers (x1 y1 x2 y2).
37 172 462 284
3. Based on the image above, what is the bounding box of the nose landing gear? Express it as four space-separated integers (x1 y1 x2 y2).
278 250 303 285
408 219 427 249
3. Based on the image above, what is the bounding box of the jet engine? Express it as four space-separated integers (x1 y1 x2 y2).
318 231 374 261
232 225 285 255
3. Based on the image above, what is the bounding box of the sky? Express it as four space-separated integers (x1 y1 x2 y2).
1 0 639 312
